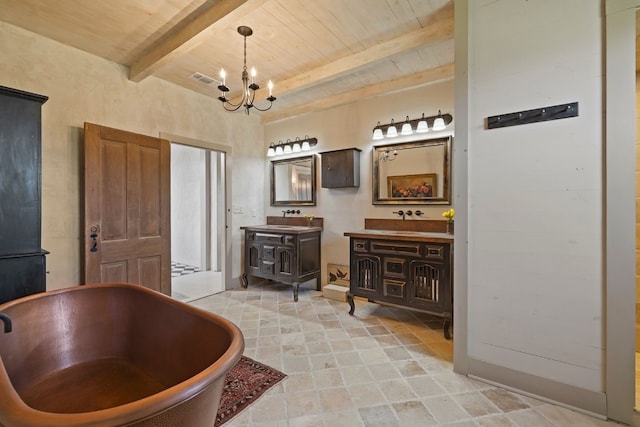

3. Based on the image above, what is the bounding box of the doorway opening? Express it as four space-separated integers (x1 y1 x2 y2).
170 142 226 302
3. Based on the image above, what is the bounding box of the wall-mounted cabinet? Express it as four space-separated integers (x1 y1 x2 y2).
320 148 361 188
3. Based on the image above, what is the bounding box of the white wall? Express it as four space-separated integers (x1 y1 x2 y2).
0 21 264 289
171 144 206 268
264 79 455 285
463 0 604 399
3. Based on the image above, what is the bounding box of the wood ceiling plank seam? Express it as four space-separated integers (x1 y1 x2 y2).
262 63 454 124
129 0 270 83
257 17 453 100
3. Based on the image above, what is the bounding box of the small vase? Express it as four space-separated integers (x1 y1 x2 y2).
446 221 454 234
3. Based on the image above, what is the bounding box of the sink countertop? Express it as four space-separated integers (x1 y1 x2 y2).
241 224 323 233
344 229 453 242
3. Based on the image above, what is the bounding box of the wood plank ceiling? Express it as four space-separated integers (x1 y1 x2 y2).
0 0 454 123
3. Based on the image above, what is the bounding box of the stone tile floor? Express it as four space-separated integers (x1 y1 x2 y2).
190 283 623 427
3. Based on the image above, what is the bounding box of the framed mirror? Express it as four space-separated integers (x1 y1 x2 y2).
270 155 316 206
373 136 451 205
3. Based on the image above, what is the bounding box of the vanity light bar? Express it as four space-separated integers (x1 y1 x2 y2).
372 111 453 140
267 135 318 157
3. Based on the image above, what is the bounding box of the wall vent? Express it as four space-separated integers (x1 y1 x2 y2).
190 72 217 85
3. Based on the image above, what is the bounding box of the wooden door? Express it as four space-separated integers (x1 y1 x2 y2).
84 123 171 294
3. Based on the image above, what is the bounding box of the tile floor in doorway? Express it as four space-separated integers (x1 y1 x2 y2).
172 270 223 302
190 282 620 427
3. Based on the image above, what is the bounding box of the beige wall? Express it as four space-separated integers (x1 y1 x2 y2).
0 21 264 290
264 79 455 285
456 0 609 415
637 71 640 349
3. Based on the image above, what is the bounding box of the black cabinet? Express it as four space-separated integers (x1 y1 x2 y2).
345 232 453 339
241 225 322 301
320 148 361 188
0 86 48 304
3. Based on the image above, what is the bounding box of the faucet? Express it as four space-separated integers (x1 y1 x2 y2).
393 210 420 220
282 209 300 217
393 210 406 220
0 313 12 333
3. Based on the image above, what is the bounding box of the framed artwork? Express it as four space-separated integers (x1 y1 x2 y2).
327 263 349 287
387 173 437 198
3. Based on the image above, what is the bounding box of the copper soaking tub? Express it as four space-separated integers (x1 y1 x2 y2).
0 283 244 427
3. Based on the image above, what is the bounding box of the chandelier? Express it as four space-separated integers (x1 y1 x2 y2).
217 26 276 114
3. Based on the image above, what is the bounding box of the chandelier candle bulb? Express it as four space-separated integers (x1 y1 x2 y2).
251 67 256 84
220 68 226 86
268 80 273 97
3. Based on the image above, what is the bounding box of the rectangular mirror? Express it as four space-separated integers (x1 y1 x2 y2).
373 136 451 205
270 155 316 206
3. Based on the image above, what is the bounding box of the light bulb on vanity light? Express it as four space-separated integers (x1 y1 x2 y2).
372 121 384 140
416 113 429 133
400 116 413 136
267 143 276 157
283 140 292 154
386 119 398 138
432 110 446 131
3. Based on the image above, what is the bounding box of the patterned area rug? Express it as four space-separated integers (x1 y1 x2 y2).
215 356 287 427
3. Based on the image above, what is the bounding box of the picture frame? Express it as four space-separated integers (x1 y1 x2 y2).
387 173 437 199
327 263 350 287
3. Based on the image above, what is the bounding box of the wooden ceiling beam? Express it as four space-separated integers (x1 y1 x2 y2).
129 0 267 82
243 17 453 102
262 63 454 124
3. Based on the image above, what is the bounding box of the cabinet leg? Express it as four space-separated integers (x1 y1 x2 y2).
240 273 248 288
293 282 299 302
443 319 451 340
347 293 355 315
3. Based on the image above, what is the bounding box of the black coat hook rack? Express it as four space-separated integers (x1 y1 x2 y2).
486 102 578 129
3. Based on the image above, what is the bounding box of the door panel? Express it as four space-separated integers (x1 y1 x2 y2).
85 122 170 294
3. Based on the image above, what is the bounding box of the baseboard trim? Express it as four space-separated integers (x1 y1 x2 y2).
465 358 606 418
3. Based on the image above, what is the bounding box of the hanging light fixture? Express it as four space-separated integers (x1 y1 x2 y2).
217 26 276 114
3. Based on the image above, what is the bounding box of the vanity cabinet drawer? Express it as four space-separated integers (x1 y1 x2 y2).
254 233 291 244
424 245 444 259
371 241 421 256
384 279 405 299
383 257 406 278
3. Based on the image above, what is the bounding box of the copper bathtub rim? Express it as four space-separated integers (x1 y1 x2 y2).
0 282 245 427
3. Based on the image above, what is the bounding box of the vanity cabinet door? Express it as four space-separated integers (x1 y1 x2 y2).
407 260 447 312
351 254 381 297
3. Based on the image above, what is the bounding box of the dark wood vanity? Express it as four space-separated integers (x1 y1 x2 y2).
241 218 322 301
344 223 453 339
